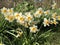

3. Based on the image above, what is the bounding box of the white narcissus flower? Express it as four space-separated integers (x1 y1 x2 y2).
16 31 23 38
34 8 43 18
57 16 60 20
25 12 33 23
7 8 14 14
38 8 44 15
17 15 25 24
43 18 50 27
29 25 38 33
14 12 22 19
44 10 50 15
52 12 57 19
50 20 54 24
1 7 7 14
53 19 58 25
5 14 15 22
52 3 57 9
50 19 58 25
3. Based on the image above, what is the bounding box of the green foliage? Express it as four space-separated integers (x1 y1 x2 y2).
14 1 35 12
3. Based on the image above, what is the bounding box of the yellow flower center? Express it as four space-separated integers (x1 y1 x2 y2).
20 17 24 21
28 16 32 21
32 27 36 31
9 16 14 20
46 11 49 14
16 14 19 17
9 9 13 13
3 9 7 13
45 20 49 24
39 10 43 14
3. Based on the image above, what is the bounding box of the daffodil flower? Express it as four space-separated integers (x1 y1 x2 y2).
52 12 57 19
14 12 22 19
34 8 44 18
26 14 33 23
1 7 7 15
17 15 25 24
29 25 38 33
53 19 58 25
44 10 50 15
7 8 14 14
16 31 23 38
5 14 15 22
52 3 57 9
43 18 50 27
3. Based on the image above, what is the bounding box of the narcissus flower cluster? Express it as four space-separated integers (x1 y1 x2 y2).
1 3 60 33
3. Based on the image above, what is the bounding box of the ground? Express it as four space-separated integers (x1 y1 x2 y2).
48 32 60 45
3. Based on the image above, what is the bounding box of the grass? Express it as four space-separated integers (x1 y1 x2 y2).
47 32 60 45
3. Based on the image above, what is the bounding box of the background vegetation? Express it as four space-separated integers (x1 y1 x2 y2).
0 0 60 8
